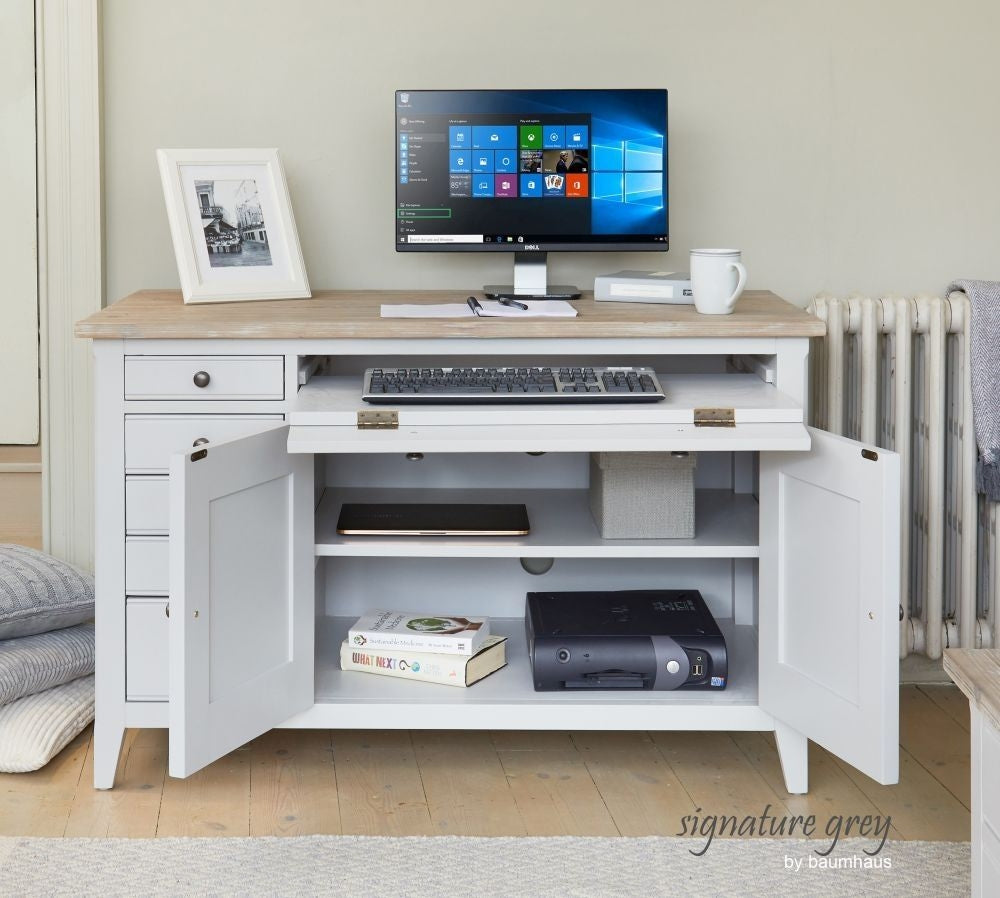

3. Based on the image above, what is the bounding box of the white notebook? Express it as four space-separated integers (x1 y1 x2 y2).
381 299 577 319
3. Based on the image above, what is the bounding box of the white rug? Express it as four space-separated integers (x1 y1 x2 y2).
0 835 970 897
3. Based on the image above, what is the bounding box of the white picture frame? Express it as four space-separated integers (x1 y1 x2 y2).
156 148 311 304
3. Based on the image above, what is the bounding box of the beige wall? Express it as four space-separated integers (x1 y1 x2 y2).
103 0 1000 307
0 0 39 442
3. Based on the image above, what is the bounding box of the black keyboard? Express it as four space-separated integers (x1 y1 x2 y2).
361 366 665 403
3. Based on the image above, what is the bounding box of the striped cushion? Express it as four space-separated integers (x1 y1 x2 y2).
0 623 95 707
0 676 94 773
0 544 94 639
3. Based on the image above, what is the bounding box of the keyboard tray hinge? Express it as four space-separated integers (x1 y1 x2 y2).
357 410 399 430
693 408 736 428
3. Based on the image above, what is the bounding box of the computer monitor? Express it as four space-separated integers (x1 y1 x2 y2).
395 89 668 299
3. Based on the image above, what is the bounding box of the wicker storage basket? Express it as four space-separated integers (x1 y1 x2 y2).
589 452 697 539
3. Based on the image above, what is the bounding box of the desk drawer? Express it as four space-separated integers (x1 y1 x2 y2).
126 598 168 701
125 536 168 595
125 414 283 473
125 476 169 534
125 355 284 400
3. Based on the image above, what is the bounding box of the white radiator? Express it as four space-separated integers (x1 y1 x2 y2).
808 293 996 659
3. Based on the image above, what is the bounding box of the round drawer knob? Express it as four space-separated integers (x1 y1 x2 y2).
193 371 211 388
670 451 689 459
666 660 680 674
165 604 170 618
405 453 424 461
192 437 209 447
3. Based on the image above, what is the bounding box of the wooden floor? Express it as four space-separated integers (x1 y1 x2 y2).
0 686 971 840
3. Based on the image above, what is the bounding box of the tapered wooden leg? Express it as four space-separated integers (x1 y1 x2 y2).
93 718 125 789
774 721 809 794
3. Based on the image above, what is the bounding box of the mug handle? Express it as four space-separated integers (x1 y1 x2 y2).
725 261 748 312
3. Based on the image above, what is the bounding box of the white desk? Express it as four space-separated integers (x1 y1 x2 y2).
944 649 1000 896
77 290 901 793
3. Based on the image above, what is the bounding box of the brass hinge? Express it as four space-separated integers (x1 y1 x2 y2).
694 408 736 427
357 410 398 430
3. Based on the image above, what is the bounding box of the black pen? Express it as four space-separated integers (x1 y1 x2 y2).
499 297 529 310
467 295 484 316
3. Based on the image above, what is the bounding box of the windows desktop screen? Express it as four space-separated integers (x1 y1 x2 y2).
395 89 667 251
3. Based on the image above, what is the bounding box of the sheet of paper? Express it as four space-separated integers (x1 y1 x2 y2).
477 300 578 318
380 300 578 319
380 303 474 318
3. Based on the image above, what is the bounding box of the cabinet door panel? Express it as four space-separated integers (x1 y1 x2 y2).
760 427 900 784
168 424 313 779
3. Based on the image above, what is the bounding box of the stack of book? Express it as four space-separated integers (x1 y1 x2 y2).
340 610 507 687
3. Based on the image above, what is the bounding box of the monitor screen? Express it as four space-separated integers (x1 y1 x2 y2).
395 89 668 253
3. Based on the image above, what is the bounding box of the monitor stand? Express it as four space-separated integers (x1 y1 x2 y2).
483 252 581 300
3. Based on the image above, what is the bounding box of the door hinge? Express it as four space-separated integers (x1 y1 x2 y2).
357 410 398 430
694 408 736 427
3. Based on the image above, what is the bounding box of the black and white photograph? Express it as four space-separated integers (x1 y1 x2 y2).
157 148 310 303
195 178 272 267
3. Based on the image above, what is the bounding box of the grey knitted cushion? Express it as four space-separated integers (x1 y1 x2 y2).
0 545 94 639
0 622 95 707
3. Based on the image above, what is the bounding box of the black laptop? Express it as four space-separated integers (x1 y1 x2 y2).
336 503 530 536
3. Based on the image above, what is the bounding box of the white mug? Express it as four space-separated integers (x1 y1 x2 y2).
690 249 747 315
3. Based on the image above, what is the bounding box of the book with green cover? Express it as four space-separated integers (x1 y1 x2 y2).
347 610 490 656
340 635 508 687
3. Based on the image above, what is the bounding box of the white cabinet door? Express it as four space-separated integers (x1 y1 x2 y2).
168 424 313 778
760 427 900 784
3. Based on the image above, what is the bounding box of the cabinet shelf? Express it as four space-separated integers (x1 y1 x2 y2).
314 487 760 558
284 615 770 731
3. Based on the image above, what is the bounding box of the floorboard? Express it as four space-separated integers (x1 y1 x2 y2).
899 687 971 809
731 732 903 840
411 730 526 836
919 684 972 734
571 731 694 836
64 729 165 837
248 729 339 837
0 686 975 841
154 742 252 837
498 748 619 836
651 731 792 824
832 747 971 842
329 731 434 836
0 726 90 836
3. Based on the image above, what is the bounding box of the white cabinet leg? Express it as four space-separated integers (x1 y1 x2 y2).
93 718 125 790
774 721 809 794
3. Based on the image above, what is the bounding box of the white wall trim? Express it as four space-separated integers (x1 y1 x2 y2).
36 0 102 572
0 463 43 474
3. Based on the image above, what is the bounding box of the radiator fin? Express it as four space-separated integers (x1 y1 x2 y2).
808 293 987 659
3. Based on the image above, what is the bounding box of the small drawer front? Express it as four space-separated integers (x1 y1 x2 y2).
125 476 169 534
125 414 283 473
126 598 168 701
125 536 168 595
125 355 284 400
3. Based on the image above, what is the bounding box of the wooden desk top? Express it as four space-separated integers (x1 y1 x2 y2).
75 289 824 340
943 649 1000 733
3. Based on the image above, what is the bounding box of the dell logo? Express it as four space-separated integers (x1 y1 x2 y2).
524 244 541 251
